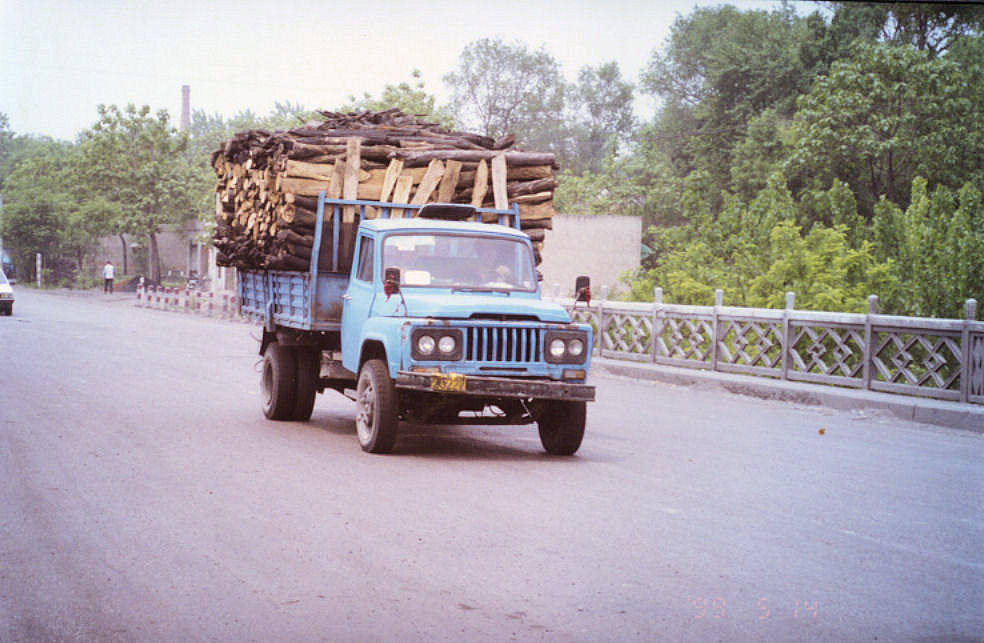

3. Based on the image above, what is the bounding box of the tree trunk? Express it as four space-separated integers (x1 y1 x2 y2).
149 232 161 283
119 234 128 275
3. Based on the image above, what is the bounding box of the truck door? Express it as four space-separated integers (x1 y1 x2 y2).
341 234 376 372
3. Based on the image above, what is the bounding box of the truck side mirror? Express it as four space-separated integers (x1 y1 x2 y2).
574 275 591 306
384 267 401 298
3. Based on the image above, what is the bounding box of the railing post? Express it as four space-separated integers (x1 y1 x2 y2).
651 287 663 363
863 294 878 391
782 291 795 381
595 286 609 356
712 289 723 372
961 298 977 403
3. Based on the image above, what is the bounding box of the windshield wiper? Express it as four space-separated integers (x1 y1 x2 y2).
451 286 512 295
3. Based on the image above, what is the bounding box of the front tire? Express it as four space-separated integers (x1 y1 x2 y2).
355 359 399 454
537 400 586 455
261 343 296 420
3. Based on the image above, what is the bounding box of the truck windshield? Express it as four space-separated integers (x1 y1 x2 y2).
382 233 536 292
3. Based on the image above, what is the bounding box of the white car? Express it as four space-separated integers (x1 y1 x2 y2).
0 269 13 315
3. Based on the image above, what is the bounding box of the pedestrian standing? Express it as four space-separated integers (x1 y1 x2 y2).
102 261 116 294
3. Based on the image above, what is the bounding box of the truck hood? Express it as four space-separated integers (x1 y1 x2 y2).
380 291 571 323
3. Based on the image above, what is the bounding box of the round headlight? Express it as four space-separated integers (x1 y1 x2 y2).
549 338 567 358
568 338 584 357
438 335 457 354
417 335 436 355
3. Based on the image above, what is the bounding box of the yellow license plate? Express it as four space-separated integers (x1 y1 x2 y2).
431 373 466 392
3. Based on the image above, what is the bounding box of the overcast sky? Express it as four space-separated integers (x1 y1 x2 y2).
1 0 802 141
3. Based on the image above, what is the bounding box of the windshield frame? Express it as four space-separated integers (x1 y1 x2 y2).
381 232 538 293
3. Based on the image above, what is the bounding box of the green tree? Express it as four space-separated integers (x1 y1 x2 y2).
641 4 813 186
78 104 200 283
0 144 80 281
875 2 984 56
444 38 567 153
564 62 635 174
786 41 984 216
747 221 897 312
872 178 984 317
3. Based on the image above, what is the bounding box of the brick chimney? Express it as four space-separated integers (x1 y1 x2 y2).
180 85 190 130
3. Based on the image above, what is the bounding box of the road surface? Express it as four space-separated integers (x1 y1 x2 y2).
2 288 982 641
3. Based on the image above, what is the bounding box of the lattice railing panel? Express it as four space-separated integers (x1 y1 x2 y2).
602 310 653 357
718 320 783 370
656 316 714 363
871 329 962 391
970 332 984 400
789 324 865 380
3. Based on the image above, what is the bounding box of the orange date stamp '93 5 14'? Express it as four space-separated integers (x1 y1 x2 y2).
688 596 819 620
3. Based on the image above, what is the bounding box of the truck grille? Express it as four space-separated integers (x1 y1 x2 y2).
464 326 542 363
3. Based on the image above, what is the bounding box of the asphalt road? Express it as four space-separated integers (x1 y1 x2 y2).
2 288 982 641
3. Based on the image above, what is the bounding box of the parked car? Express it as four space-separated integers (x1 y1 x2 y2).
0 268 14 315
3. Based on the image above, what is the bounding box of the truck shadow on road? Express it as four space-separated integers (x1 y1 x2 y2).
310 407 585 461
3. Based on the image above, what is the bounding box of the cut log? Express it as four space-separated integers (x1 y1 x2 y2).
212 108 557 271
397 149 558 168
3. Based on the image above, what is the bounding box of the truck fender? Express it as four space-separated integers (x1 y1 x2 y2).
355 319 403 378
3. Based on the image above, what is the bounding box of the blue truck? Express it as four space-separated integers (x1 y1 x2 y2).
239 196 595 454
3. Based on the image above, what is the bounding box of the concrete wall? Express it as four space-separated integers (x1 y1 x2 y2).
96 221 208 282
537 214 641 298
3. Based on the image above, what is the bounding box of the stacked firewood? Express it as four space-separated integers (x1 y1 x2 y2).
211 108 558 271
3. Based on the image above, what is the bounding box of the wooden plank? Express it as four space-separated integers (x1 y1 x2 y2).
436 159 462 202
410 159 445 207
391 175 414 218
491 153 508 210
327 160 344 199
342 138 361 223
284 159 329 181
279 177 334 196
286 158 370 182
470 159 489 208
378 158 404 202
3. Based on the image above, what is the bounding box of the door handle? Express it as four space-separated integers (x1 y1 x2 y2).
342 294 353 300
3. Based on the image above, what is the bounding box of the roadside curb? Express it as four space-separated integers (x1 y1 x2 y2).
594 357 984 434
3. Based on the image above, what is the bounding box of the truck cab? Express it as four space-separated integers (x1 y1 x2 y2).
246 198 594 455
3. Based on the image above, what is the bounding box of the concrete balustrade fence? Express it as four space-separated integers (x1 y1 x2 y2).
134 279 982 407
552 287 983 406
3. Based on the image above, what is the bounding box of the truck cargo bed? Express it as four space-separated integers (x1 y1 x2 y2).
239 269 347 330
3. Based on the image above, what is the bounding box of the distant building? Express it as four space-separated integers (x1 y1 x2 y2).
538 214 642 299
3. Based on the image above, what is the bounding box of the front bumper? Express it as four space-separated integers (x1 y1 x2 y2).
396 371 595 402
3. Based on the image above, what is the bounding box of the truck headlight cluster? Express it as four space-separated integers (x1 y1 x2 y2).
411 328 463 361
544 331 589 364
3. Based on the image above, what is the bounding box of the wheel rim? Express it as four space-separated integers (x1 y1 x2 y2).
356 375 375 444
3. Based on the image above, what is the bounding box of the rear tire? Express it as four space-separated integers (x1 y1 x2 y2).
537 400 586 455
292 348 319 421
355 359 399 454
261 343 296 420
